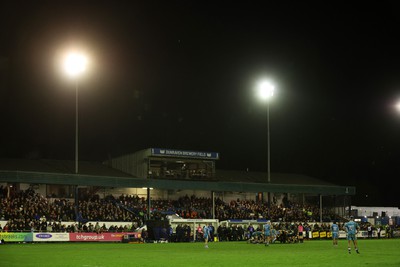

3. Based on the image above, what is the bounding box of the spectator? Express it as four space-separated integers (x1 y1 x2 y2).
367 224 372 238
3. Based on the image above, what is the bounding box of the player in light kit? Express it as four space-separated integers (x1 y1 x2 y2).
203 224 211 248
331 221 339 246
263 220 272 246
344 216 360 254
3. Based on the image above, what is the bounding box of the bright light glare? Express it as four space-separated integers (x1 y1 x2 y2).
258 80 275 100
396 101 400 112
64 52 87 77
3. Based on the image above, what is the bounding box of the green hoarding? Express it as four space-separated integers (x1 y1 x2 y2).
0 232 33 242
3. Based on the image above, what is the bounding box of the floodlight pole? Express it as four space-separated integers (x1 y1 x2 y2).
63 51 87 223
267 100 271 217
257 80 274 218
73 80 80 223
267 99 270 184
75 79 79 174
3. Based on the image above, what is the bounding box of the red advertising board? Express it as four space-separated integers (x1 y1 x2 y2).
69 232 139 242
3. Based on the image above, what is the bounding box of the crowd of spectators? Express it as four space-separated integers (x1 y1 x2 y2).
0 185 382 238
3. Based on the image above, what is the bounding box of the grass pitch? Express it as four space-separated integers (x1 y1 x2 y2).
2 239 400 267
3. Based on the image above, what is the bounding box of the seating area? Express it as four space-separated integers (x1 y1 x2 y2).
0 185 340 234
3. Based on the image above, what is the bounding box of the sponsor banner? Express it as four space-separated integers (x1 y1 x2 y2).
151 148 219 160
33 232 70 242
228 219 268 223
171 219 216 223
69 232 139 242
359 230 369 238
326 231 332 238
312 231 319 238
339 230 347 239
393 230 400 238
311 231 329 239
0 232 33 242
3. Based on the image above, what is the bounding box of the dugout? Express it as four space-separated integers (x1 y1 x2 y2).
168 218 219 242
219 219 268 232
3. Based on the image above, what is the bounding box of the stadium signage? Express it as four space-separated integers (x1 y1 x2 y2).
151 148 219 160
0 232 32 242
36 233 52 239
75 234 105 241
33 233 69 242
228 219 268 223
69 232 138 242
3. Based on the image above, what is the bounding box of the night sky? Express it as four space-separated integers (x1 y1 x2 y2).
1 2 400 207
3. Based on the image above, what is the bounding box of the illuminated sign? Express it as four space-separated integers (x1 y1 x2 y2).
151 148 219 160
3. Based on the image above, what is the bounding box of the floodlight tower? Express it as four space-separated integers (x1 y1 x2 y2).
257 80 275 184
257 79 275 216
63 52 87 174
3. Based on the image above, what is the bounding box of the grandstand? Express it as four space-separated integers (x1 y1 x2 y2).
9 149 400 243
0 148 355 224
